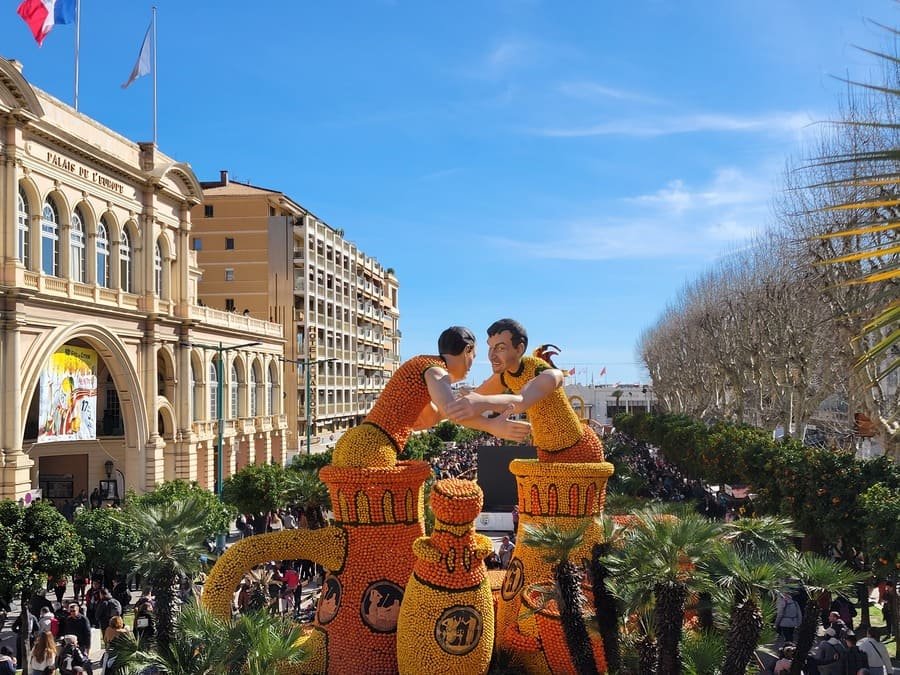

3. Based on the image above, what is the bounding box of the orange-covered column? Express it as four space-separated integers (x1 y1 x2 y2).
397 479 495 675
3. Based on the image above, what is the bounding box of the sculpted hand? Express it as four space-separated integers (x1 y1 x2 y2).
445 394 482 422
491 411 531 443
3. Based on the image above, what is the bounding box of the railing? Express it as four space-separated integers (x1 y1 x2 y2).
188 305 283 338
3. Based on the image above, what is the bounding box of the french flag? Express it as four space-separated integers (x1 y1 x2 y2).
17 0 77 46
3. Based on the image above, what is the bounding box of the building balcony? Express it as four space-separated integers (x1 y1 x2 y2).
188 305 283 338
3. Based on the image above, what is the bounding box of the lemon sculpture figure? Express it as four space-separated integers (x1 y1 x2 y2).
397 478 495 675
202 327 530 674
447 319 614 674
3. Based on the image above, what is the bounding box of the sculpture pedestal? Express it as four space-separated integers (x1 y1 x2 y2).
494 459 614 674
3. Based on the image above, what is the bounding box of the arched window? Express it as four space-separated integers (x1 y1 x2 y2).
209 361 219 420
249 366 258 417
267 364 276 415
17 188 29 266
120 229 132 292
231 363 240 418
190 361 197 422
154 242 163 296
41 200 59 276
70 209 86 283
97 220 110 287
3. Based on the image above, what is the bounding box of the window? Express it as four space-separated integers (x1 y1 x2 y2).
17 188 29 266
225 268 234 281
230 363 239 418
269 206 276 216
249 367 258 416
267 365 276 415
70 209 86 283
225 298 235 312
154 242 163 296
209 361 218 419
120 229 132 293
190 362 198 421
192 238 202 251
97 220 110 287
225 237 234 250
204 205 214 218
41 200 59 276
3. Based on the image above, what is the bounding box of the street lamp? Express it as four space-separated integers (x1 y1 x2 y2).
280 356 337 454
182 340 261 495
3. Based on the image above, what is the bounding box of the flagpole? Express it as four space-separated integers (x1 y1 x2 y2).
152 6 158 145
73 0 81 110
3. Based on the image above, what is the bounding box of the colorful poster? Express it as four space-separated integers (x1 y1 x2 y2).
38 345 98 443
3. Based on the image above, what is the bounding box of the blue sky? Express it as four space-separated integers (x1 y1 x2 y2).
3 0 895 386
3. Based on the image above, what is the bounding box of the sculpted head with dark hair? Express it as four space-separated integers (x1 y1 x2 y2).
486 319 528 351
438 326 476 358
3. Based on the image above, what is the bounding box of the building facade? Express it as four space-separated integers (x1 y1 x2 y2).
564 383 657 425
0 58 287 502
190 172 400 455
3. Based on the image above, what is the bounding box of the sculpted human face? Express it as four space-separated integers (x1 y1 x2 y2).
446 343 475 382
487 331 524 374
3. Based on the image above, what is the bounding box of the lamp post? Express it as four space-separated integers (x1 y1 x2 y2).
183 340 261 496
280 356 336 454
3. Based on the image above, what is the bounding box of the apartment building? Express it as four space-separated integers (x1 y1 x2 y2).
191 172 400 454
0 58 287 501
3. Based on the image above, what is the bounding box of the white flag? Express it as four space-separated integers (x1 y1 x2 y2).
122 22 152 89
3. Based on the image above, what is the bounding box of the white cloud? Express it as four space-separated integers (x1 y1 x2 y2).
557 80 661 104
480 166 772 261
627 168 771 214
531 111 816 138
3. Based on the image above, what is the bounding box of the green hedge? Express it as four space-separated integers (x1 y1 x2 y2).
614 413 900 575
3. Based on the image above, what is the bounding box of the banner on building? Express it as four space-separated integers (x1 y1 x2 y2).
38 345 98 443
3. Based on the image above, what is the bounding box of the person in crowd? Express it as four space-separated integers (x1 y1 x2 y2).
103 615 131 647
111 576 130 611
56 634 92 675
331 325 530 468
60 603 91 655
811 626 848 674
484 550 502 570
775 590 803 644
842 632 869 675
12 606 39 665
773 643 795 674
498 535 515 570
282 509 297 530
132 597 155 642
37 606 58 638
0 646 16 675
269 511 284 532
71 571 86 604
857 625 893 674
831 595 857 631
95 588 121 633
83 579 102 628
52 575 68 605
0 595 10 632
89 488 102 510
30 630 58 675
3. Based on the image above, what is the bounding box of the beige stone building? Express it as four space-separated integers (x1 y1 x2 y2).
0 57 287 502
191 172 400 453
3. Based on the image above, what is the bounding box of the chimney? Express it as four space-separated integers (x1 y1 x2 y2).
220 170 229 186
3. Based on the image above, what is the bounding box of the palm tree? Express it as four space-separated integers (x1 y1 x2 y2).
120 495 209 651
712 517 797 674
621 507 721 675
108 599 306 675
590 516 622 673
285 468 331 529
706 545 782 674
785 551 868 675
807 31 899 433
523 520 599 675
